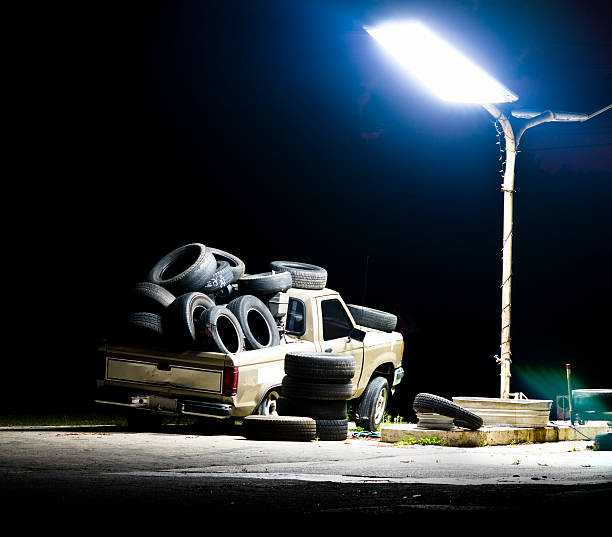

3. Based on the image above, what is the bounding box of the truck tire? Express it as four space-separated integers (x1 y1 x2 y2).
200 261 236 294
284 352 356 381
241 415 316 441
315 419 349 441
198 305 245 354
413 393 483 431
255 389 281 416
347 304 397 332
164 292 215 344
132 282 176 313
209 247 246 281
281 376 353 401
237 271 292 295
355 376 389 431
227 295 280 349
126 312 165 341
269 261 327 290
148 243 217 295
276 396 347 420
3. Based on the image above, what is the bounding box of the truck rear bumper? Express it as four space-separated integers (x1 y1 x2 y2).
95 385 233 419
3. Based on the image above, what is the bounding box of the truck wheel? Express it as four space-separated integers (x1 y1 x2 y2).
148 243 217 295
269 261 327 290
209 247 246 281
284 352 356 381
237 271 292 295
164 292 215 344
315 419 349 441
276 396 347 420
281 376 353 401
227 295 280 349
255 389 281 416
198 305 245 354
241 416 316 441
347 304 397 332
126 312 165 342
132 282 176 313
355 376 389 431
200 261 236 294
413 393 483 431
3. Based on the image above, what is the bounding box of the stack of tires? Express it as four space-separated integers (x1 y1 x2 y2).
413 393 484 431
125 242 329 355
277 351 356 441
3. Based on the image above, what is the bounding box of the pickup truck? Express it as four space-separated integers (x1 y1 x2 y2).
95 287 405 431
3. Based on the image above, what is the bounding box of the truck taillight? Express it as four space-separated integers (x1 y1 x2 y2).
222 366 239 396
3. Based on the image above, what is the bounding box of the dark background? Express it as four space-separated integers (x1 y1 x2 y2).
9 0 611 418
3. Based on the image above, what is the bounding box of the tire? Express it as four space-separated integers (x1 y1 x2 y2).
413 393 483 431
355 376 389 431
209 247 246 281
148 243 217 295
126 312 165 342
212 284 238 305
284 352 356 381
198 305 245 354
572 389 612 412
200 261 236 294
255 389 281 416
315 419 349 441
241 415 316 441
276 396 347 420
237 271 292 295
347 304 397 332
281 376 353 401
227 295 280 349
269 261 327 290
164 292 215 344
131 282 176 313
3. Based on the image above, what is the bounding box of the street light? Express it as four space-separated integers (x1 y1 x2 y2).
365 20 611 399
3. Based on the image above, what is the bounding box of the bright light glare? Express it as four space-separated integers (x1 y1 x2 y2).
365 21 518 104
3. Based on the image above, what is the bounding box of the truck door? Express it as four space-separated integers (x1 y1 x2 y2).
316 297 365 388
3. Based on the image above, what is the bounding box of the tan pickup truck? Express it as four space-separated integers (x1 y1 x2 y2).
96 287 404 431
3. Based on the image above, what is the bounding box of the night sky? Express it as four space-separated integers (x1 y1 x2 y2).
11 0 611 417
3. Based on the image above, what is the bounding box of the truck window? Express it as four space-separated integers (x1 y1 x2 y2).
286 298 305 336
321 299 353 341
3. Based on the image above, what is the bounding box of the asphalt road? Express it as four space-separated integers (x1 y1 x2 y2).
1 422 610 524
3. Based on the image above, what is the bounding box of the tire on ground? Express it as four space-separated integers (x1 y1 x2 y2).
241 415 316 441
269 261 327 290
284 352 356 381
413 392 484 431
132 282 176 313
315 419 349 441
148 243 217 295
347 304 397 332
281 376 353 401
237 271 292 295
227 294 280 349
276 396 347 420
164 292 215 344
355 376 390 431
198 305 245 354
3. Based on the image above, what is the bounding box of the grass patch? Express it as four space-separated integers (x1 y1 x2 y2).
0 410 127 427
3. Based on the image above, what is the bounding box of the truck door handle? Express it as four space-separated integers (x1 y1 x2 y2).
157 362 171 371
324 348 332 353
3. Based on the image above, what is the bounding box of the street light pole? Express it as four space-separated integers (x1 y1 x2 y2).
364 20 611 398
482 103 611 398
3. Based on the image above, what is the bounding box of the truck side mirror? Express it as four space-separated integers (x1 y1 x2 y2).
348 327 366 342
